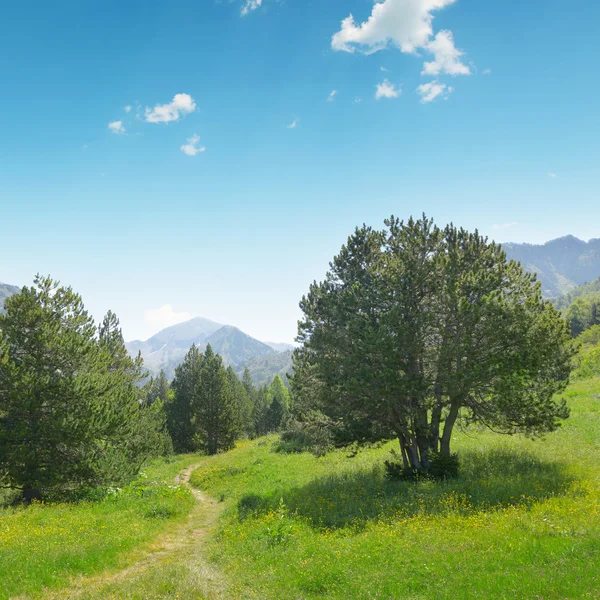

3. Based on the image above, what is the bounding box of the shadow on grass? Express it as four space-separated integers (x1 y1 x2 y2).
238 448 576 530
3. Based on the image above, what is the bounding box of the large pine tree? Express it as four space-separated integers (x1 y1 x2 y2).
0 276 165 501
194 346 238 455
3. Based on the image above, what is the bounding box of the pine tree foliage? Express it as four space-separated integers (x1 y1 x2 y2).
293 216 575 472
168 345 203 453
194 346 239 455
0 276 167 501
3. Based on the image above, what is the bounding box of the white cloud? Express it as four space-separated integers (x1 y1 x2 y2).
145 93 196 124
492 221 520 230
124 105 132 113
180 134 206 157
108 120 125 134
241 0 262 15
380 66 389 72
375 79 401 99
417 80 453 102
327 90 338 102
331 0 470 76
354 96 363 103
548 172 557 178
144 305 192 329
422 30 470 76
482 68 492 75
287 118 298 129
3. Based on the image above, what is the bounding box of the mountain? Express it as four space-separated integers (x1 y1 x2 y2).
235 350 294 388
126 318 279 381
264 341 296 353
0 282 20 315
503 236 600 298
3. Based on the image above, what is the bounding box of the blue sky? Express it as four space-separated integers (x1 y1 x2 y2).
1 0 598 343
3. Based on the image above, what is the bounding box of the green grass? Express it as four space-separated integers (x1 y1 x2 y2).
0 454 199 600
190 378 600 599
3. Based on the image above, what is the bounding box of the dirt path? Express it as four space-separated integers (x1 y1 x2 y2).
43 464 227 599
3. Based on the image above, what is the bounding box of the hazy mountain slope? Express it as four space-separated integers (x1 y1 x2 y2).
554 276 600 310
265 341 296 353
236 350 294 388
204 325 275 367
126 318 277 380
0 283 20 315
503 236 600 298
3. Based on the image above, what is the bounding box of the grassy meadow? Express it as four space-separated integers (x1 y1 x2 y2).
0 455 199 599
189 378 600 599
1 378 599 599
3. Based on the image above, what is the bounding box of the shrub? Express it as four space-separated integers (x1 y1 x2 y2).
276 413 333 457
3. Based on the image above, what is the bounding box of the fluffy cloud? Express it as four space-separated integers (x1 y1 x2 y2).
144 305 192 329
108 120 125 134
417 80 453 102
145 93 196 124
376 79 401 99
124 105 132 113
327 90 338 102
241 0 262 15
180 134 206 156
422 30 470 76
482 68 492 75
331 0 469 76
287 118 298 129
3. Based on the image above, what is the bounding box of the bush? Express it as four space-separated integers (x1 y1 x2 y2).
276 413 333 457
429 451 460 479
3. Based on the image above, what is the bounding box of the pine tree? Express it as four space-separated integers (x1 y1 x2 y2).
168 345 203 453
226 367 253 438
265 375 291 431
194 346 239 454
0 276 165 501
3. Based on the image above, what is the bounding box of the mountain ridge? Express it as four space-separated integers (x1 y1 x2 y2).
125 317 292 383
502 236 600 298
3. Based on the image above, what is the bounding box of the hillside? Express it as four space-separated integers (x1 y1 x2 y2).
503 236 600 297
126 318 282 380
0 282 19 315
235 349 294 387
554 276 600 310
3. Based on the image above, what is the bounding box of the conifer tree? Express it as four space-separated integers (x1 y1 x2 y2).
168 345 203 453
0 276 165 501
194 345 238 454
226 366 253 438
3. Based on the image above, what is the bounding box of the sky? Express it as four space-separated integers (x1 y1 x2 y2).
1 0 599 344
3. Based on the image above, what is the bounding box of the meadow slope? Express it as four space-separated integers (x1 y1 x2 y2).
189 378 600 599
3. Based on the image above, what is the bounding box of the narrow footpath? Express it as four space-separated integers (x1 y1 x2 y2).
41 465 227 600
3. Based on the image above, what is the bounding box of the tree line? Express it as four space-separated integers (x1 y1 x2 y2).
0 276 290 502
0 215 580 498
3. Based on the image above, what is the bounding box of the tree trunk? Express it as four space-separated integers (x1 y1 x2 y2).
440 400 460 456
23 487 41 505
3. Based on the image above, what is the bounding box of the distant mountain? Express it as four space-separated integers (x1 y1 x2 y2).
126 317 281 382
0 282 20 315
264 341 296 353
503 236 600 298
235 350 294 388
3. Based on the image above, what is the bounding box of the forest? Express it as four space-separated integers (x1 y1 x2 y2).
1 216 600 599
